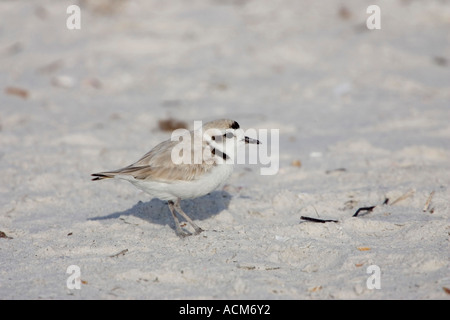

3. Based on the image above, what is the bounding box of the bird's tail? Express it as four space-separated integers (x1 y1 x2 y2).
91 172 116 181
91 165 148 181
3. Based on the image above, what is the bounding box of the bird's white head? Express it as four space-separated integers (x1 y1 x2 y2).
202 119 260 163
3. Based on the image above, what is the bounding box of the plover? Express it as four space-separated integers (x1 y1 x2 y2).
92 119 260 237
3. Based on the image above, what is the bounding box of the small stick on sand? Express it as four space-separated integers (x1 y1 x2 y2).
109 249 128 258
300 216 338 223
423 191 435 212
0 231 13 239
352 206 376 217
390 189 415 206
352 197 390 218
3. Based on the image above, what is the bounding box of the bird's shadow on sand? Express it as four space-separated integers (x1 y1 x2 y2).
89 191 231 232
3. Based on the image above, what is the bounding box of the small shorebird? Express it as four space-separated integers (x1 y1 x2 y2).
92 119 260 237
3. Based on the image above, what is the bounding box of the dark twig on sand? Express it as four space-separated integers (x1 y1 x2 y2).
0 231 13 239
300 216 338 223
109 249 128 258
352 206 376 217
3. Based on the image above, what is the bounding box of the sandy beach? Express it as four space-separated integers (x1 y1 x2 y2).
0 0 449 299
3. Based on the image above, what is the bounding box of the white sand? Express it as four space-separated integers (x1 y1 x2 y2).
1 0 449 299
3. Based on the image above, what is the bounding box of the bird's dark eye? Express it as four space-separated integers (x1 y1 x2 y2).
223 132 234 139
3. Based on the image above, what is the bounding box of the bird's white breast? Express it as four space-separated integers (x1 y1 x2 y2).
124 164 234 201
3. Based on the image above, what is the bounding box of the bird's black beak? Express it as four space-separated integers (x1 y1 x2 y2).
244 136 261 144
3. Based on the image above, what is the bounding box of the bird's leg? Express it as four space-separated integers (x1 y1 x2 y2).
173 199 204 235
168 200 189 238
